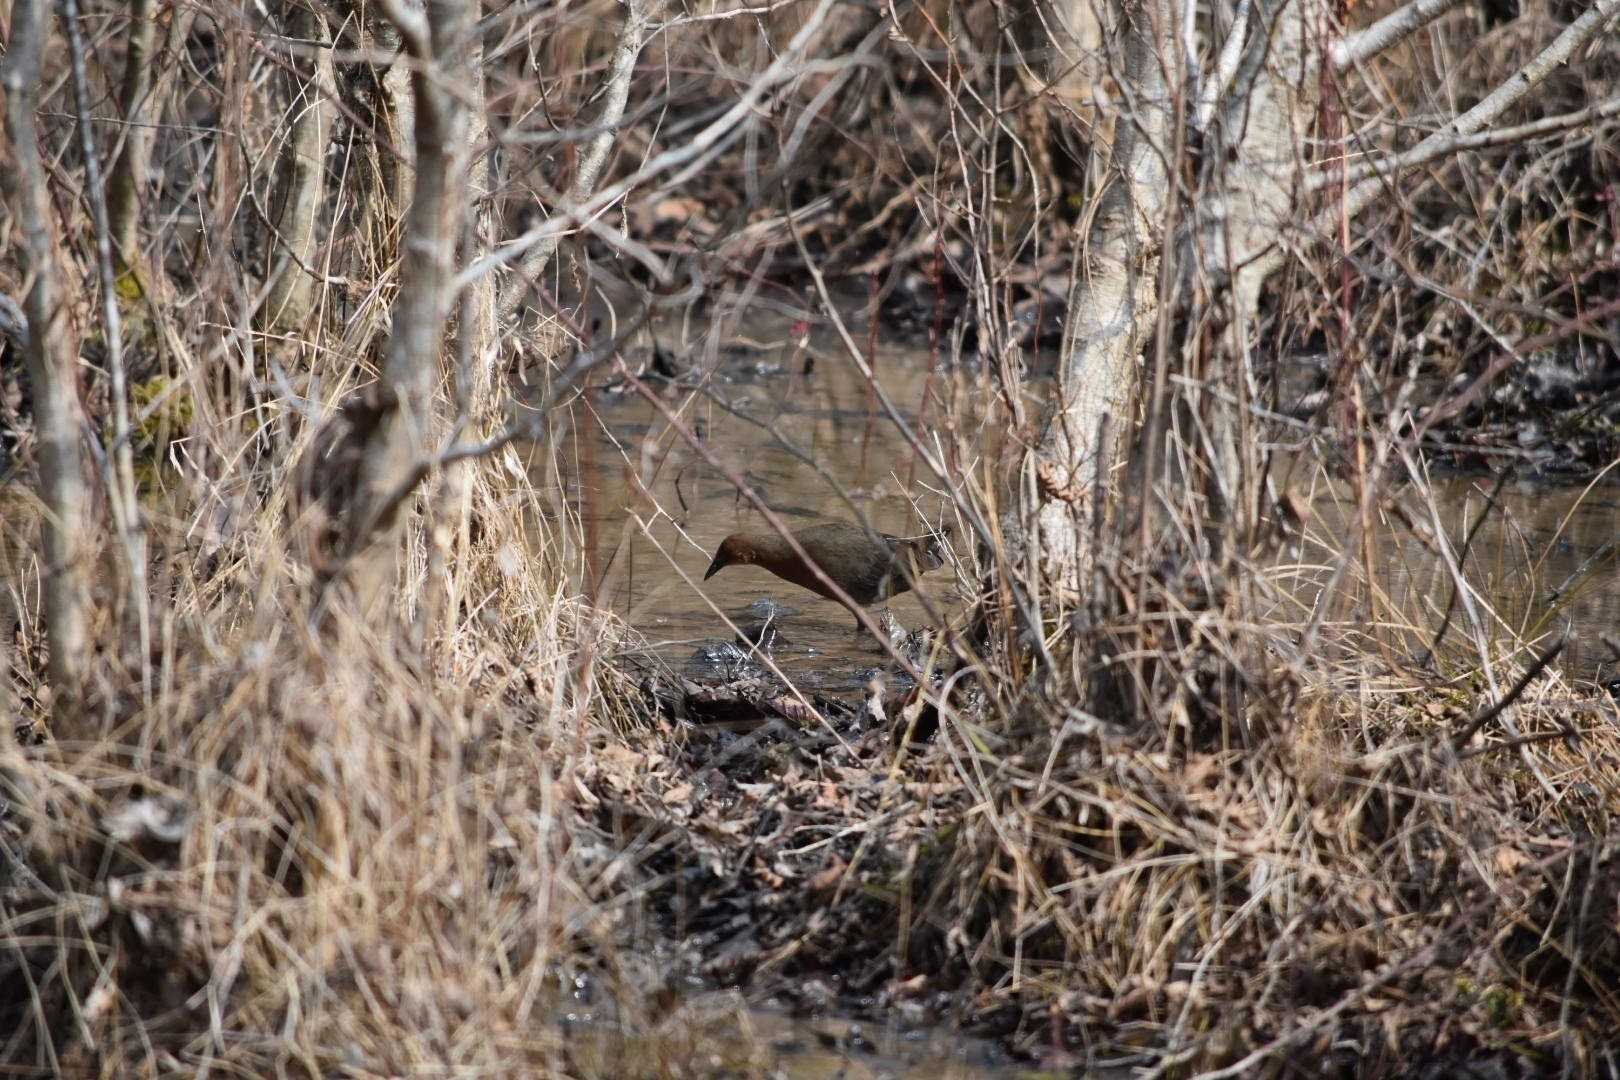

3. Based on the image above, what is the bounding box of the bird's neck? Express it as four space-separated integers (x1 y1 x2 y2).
744 532 796 567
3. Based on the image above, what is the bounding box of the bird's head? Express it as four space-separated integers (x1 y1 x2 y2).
704 534 757 580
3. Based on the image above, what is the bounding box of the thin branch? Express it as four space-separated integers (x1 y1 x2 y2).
1546 539 1618 604
1313 94 1620 193
1451 637 1566 750
1330 0 1464 71
0 292 27 349
1196 0 1251 130
1557 840 1605 1075
63 0 152 695
1456 725 1575 760
1417 465 1515 667
457 0 840 297
499 0 660 319
342 289 673 562
1180 847 1580 1080
1337 0 1620 225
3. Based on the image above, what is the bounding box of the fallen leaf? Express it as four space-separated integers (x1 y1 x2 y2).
809 854 848 892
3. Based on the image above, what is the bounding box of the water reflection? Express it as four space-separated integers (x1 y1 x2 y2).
536 308 1619 692
533 313 988 691
561 1000 1046 1079
1274 465 1620 682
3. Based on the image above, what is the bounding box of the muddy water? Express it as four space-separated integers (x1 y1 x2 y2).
729 1011 1040 1079
1275 465 1620 680
530 314 1618 1076
539 308 1619 692
534 310 998 693
563 1002 1047 1079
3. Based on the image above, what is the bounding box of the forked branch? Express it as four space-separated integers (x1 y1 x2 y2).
1336 0 1620 224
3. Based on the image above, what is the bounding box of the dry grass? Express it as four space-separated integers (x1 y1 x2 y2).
919 648 1620 1070
0 399 724 1073
607 478 1620 1074
0 2 747 1070
852 300 1620 1070
3 0 1617 1075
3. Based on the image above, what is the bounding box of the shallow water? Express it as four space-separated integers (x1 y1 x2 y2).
530 307 995 694
535 303 1619 693
562 1008 1056 1079
1275 465 1620 680
688 1006 1045 1078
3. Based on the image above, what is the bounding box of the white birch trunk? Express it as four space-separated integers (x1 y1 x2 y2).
1032 0 1171 595
1199 0 1319 517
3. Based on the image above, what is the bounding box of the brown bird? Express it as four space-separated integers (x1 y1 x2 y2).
704 521 948 627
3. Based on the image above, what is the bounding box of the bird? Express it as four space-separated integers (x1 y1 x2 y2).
704 521 948 628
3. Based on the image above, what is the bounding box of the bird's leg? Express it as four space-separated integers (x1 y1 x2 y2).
846 601 878 635
852 608 903 641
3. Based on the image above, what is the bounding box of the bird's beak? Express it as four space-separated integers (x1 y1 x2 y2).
704 553 727 580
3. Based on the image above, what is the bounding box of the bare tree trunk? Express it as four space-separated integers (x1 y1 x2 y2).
1031 0 1170 595
352 0 474 613
451 35 499 430
1213 0 1317 326
377 17 417 230
261 1 334 335
1030 0 1324 590
1027 0 1612 615
2 0 91 704
106 0 159 271
419 34 498 646
498 0 658 323
1188 0 1319 526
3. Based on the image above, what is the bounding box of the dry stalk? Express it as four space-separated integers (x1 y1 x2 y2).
2 0 91 706
62 0 152 697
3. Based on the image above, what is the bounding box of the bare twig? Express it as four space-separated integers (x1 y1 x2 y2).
1560 840 1605 1079
62 0 152 695
1336 0 1620 226
457 0 840 296
1418 466 1515 667
1547 539 1618 604
1451 637 1566 750
1195 0 1250 130
499 0 661 320
1456 724 1575 760
345 298 668 549
1182 847 1580 1079
1313 95 1620 193
0 292 28 350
